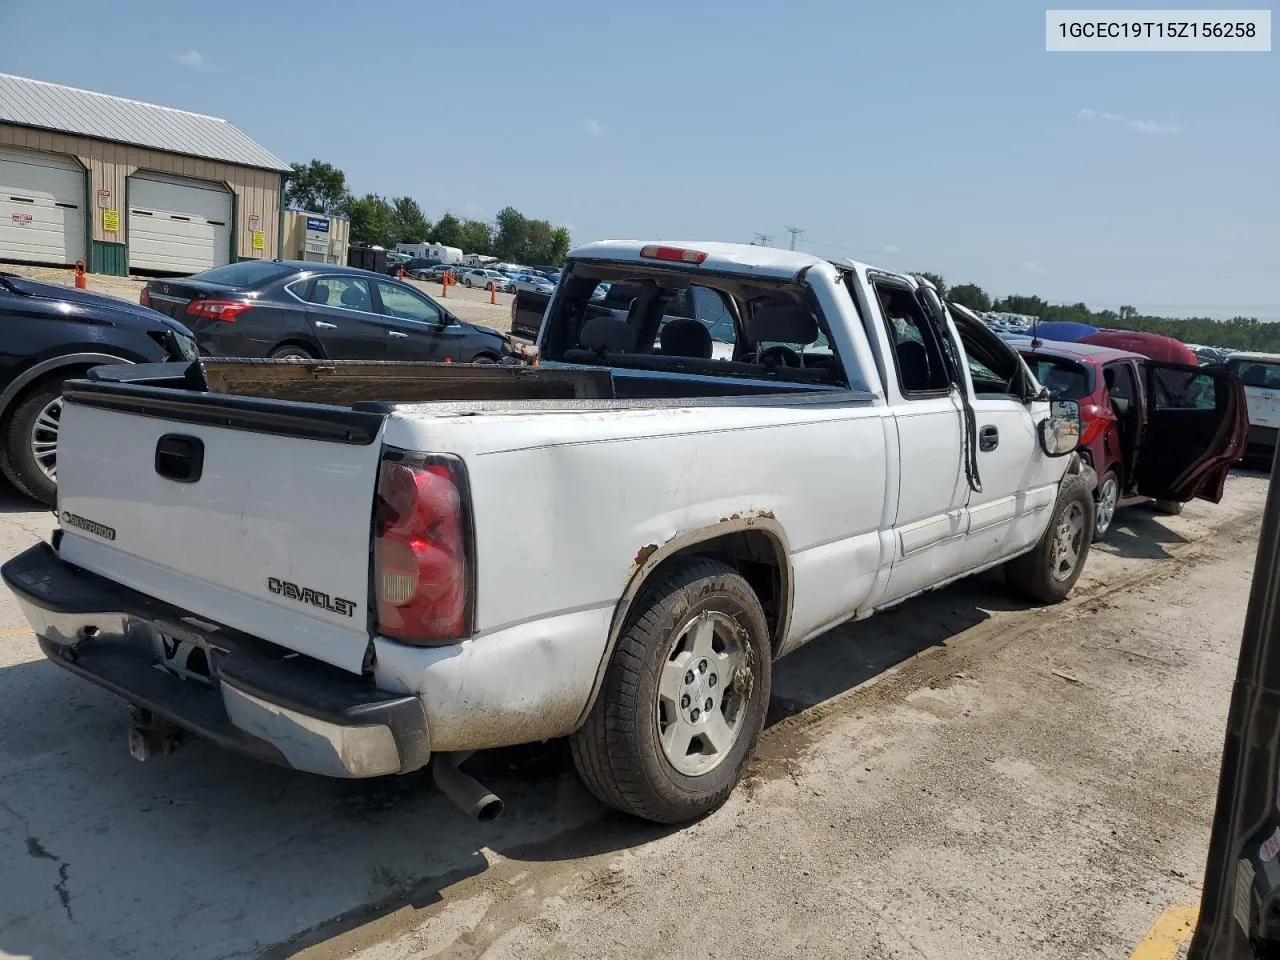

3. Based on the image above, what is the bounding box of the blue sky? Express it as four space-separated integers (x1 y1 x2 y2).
2 0 1275 318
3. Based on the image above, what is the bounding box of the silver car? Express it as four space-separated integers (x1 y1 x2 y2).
463 269 514 292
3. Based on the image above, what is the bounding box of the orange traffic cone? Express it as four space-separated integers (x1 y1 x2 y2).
74 259 87 289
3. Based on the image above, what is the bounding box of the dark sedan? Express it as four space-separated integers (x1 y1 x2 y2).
1 271 197 504
142 261 512 364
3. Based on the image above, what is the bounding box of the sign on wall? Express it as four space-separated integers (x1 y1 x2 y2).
102 209 119 233
11 212 32 227
248 213 261 232
251 230 265 251
306 217 330 233
96 188 111 208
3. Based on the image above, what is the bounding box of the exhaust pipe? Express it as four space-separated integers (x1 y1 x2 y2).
432 752 504 822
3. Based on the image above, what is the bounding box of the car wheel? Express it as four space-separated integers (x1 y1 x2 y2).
571 557 772 824
1004 472 1095 604
1 379 65 506
1092 470 1120 541
465 279 473 288
1154 499 1185 516
471 354 498 364
270 344 317 360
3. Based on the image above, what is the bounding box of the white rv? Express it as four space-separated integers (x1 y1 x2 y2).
394 242 464 264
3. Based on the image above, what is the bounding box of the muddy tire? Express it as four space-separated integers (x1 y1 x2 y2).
571 557 772 824
1004 472 1094 604
1154 499 1184 516
1 378 64 506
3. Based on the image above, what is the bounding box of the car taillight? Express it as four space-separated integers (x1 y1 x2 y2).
639 244 708 264
373 452 472 645
1079 403 1109 446
185 299 253 322
139 287 151 307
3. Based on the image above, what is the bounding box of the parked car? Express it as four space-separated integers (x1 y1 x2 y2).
141 261 512 364
1078 329 1200 366
1186 343 1233 367
396 258 444 279
0 271 198 504
1012 333 1247 539
462 268 514 292
512 274 555 295
7 240 1118 828
1227 351 1280 464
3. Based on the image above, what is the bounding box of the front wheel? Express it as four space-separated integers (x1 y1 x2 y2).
571 557 772 824
465 279 473 288
1 379 64 505
1004 472 1095 604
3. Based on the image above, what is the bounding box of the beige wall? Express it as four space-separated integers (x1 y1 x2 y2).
0 123 282 258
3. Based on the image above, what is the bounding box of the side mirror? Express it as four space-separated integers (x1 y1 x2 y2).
1039 400 1081 457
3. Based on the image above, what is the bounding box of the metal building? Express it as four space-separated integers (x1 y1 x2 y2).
0 73 289 276
281 208 350 265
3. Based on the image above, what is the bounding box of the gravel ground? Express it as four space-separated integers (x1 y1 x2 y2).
0 263 517 332
0 471 1269 960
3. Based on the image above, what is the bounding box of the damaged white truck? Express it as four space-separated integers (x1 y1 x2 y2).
5 241 1113 825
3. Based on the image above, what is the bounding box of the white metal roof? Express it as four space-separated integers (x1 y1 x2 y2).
568 240 840 280
1229 351 1280 362
0 73 289 172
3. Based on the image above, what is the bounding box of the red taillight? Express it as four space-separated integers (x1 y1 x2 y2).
1079 404 1110 446
373 453 471 645
185 299 253 322
139 287 151 307
639 244 707 265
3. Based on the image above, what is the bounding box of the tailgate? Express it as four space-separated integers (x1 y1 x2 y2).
1246 387 1280 429
53 382 387 673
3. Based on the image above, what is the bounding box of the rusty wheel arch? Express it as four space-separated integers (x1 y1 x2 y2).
572 513 794 730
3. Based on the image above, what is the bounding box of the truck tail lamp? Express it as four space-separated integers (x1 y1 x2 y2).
185 299 253 322
372 451 473 645
139 287 151 308
640 245 707 265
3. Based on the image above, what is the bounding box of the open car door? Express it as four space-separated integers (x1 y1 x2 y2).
1136 362 1248 504
1188 458 1280 959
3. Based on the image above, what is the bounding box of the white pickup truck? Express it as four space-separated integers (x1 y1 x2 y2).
9 240 1173 826
1227 351 1280 464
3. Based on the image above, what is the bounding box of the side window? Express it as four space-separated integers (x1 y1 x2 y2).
376 281 443 324
1150 366 1219 412
873 282 951 396
691 286 736 346
1103 362 1139 416
306 276 372 312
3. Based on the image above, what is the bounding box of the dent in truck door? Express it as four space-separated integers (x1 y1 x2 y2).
870 277 970 603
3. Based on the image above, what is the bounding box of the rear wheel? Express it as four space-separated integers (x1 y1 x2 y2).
1004 472 1094 604
571 557 771 824
1 379 65 505
471 354 499 364
269 344 316 360
1092 470 1119 541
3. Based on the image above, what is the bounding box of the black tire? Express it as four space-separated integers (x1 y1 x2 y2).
470 353 499 364
465 279 473 288
571 557 772 824
1 378 64 506
1004 472 1095 604
269 344 317 360
1092 469 1119 542
1153 499 1184 516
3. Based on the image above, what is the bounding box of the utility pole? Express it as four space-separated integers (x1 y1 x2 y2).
751 232 773 247
784 226 805 250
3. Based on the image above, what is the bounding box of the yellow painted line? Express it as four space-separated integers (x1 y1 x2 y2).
1130 905 1199 960
0 626 32 640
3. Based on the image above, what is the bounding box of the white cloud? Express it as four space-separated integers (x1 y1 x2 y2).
580 118 605 137
167 50 207 69
882 243 901 254
1023 260 1048 275
1076 107 1182 134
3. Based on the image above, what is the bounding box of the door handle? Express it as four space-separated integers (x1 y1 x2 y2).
388 331 408 338
979 425 999 452
155 434 204 483
315 321 337 330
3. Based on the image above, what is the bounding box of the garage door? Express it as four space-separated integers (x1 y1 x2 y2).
0 147 86 265
128 172 231 274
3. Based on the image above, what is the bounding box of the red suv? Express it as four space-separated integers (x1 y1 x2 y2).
1018 340 1248 540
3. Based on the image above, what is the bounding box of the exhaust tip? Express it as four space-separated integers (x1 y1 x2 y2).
476 797 504 823
433 752 504 822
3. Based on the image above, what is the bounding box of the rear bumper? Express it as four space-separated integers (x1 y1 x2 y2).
1247 424 1278 458
2 542 429 778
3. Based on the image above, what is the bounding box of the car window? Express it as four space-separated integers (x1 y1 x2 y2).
873 281 951 395
1150 366 1219 411
376 281 443 323
1229 359 1280 389
305 276 373 312
1022 356 1091 400
196 261 295 287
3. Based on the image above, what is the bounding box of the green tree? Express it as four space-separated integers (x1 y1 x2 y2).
547 226 571 265
343 193 395 248
456 219 494 257
433 213 462 248
1119 305 1137 320
493 206 530 262
285 160 348 214
913 272 947 298
389 196 431 244
948 283 991 312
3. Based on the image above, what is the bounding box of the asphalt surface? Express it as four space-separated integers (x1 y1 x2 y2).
0 470 1271 960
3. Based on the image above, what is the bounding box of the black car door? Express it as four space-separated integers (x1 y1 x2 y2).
1135 362 1248 504
374 279 472 362
298 274 390 360
1188 462 1280 960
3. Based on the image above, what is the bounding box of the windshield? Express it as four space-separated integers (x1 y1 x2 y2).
195 261 296 287
1022 355 1092 400
1229 358 1280 389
